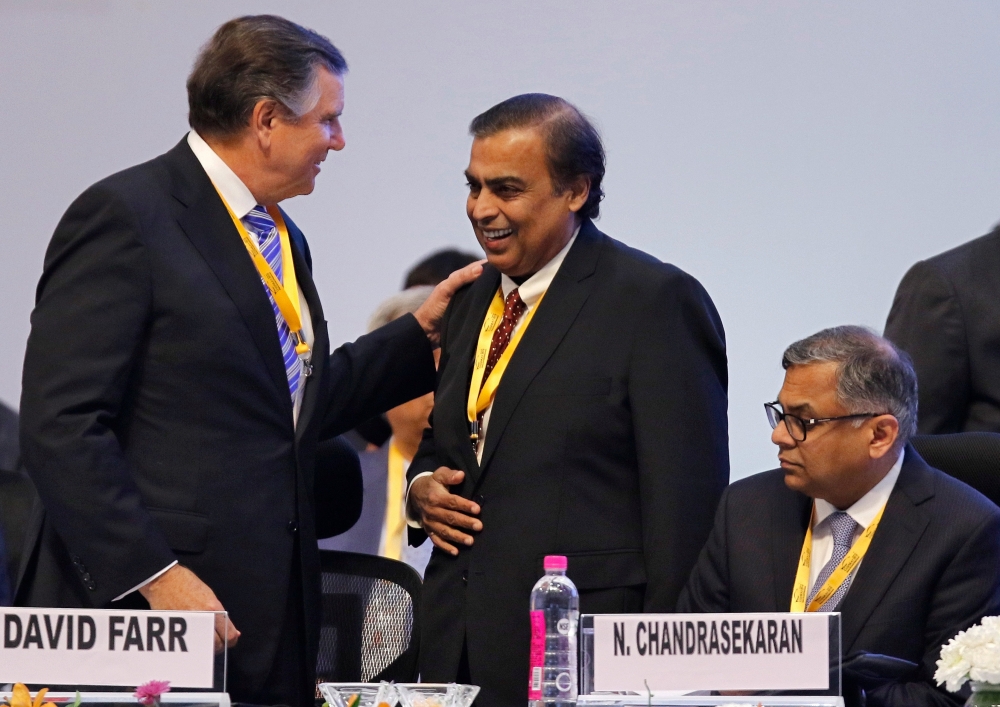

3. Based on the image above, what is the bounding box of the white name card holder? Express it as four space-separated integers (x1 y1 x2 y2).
1 608 227 698
579 612 843 707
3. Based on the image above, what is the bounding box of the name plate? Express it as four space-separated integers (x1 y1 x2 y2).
589 613 834 693
1 608 217 688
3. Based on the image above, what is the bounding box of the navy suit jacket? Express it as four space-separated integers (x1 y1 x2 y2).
679 447 1000 706
16 137 435 700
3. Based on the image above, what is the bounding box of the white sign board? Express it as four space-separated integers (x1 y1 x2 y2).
592 613 832 692
0 608 217 688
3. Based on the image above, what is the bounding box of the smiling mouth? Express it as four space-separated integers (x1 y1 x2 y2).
482 227 513 242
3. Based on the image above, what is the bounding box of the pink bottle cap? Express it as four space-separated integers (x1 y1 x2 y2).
544 555 568 571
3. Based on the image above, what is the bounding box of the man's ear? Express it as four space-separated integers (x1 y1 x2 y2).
250 98 282 149
869 415 900 459
566 175 591 214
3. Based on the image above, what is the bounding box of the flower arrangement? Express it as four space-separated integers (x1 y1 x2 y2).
936 616 1000 692
2 685 56 707
134 681 171 707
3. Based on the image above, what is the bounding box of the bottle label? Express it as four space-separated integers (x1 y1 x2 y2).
528 609 545 699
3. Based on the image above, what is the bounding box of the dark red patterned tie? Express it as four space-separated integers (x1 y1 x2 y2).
482 288 527 389
476 289 527 437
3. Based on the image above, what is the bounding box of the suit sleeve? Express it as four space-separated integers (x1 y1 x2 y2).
884 261 970 434
319 312 436 439
19 187 177 606
629 271 730 611
675 485 732 612
867 510 1000 707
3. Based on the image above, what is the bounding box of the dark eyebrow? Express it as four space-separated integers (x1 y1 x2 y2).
784 403 815 416
484 176 526 190
464 171 479 184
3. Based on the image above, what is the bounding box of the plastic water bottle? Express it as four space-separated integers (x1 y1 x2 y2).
528 555 579 707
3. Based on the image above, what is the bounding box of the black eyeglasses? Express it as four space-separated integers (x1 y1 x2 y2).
764 401 885 442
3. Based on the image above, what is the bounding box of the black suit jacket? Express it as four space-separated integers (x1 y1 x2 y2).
678 447 1000 707
885 225 1000 433
408 221 730 707
16 138 435 700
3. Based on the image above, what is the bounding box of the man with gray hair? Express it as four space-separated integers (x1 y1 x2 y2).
680 326 1000 706
16 15 479 705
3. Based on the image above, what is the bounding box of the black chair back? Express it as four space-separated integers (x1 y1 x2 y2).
317 550 422 684
910 432 1000 507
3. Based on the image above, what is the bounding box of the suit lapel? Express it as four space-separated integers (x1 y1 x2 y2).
839 446 933 651
477 222 604 477
166 140 293 419
772 488 812 611
447 268 501 488
289 229 327 443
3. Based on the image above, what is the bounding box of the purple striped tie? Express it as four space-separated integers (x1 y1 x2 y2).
242 206 301 400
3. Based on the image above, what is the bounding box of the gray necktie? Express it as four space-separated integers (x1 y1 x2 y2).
808 510 859 611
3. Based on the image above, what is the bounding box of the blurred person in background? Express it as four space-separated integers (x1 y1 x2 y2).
348 249 481 452
885 223 1000 434
321 286 437 577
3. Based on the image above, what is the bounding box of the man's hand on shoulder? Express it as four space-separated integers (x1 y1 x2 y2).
408 467 482 555
414 260 486 347
139 564 240 652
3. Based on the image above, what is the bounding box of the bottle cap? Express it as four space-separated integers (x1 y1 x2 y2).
543 555 568 571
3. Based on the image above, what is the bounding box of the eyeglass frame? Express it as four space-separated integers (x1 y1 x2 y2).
764 401 888 442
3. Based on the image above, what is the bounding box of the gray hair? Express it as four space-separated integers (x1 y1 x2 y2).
781 325 918 444
367 286 434 333
187 15 348 138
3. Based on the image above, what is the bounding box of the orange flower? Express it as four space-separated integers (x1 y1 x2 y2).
4 684 56 707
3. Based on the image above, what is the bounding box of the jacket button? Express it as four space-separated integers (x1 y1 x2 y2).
461 569 468 585
287 520 299 534
474 494 485 505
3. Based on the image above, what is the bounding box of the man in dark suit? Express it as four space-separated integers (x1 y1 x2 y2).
679 326 1000 707
885 224 1000 433
406 94 730 707
16 16 478 706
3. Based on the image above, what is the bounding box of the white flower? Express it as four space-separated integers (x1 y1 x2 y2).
936 617 1000 693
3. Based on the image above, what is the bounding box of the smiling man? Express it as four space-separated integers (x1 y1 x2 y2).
405 93 730 706
16 15 479 706
679 326 1000 706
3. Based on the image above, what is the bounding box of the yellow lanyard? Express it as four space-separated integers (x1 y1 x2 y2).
466 287 545 442
382 441 407 561
213 187 311 365
790 502 887 612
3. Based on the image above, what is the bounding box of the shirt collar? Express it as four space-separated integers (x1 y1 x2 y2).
500 225 580 305
187 130 258 219
814 447 905 530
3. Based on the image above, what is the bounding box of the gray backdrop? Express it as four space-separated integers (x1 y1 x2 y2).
2 0 998 480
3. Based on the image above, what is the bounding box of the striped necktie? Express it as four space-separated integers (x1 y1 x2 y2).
242 206 301 400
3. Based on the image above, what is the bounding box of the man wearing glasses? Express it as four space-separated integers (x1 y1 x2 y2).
679 326 1000 706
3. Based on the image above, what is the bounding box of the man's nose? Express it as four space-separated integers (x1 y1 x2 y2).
771 420 795 448
471 191 499 223
329 126 345 151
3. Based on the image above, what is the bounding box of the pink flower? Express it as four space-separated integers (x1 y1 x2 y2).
134 681 171 706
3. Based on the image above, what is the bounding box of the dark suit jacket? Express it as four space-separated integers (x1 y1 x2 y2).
16 138 435 701
0 525 9 606
885 225 1000 433
319 443 389 555
678 447 1000 707
408 221 730 707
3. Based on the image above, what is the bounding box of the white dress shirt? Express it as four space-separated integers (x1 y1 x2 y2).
405 227 579 526
808 448 904 594
114 131 315 601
